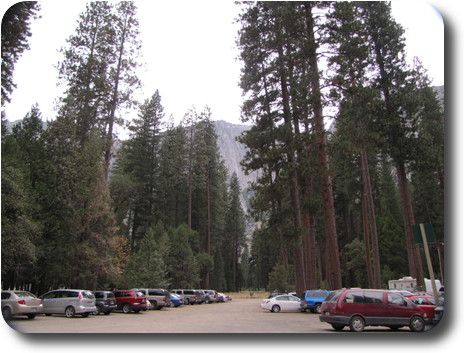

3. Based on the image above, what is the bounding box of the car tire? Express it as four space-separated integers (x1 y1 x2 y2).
122 304 131 314
331 324 344 331
82 313 89 318
313 303 322 314
271 305 281 313
27 314 36 319
2 307 12 321
409 316 425 332
349 316 365 332
94 306 101 315
65 306 76 318
150 300 157 310
104 311 111 315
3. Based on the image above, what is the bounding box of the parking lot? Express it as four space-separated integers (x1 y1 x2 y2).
5 298 435 334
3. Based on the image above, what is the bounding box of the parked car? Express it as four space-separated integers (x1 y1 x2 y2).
217 292 228 302
202 290 219 303
133 288 171 310
196 289 206 303
406 295 444 320
40 289 96 318
92 291 117 315
261 294 302 313
170 293 184 307
319 289 432 332
2 290 42 320
171 289 202 305
300 290 332 313
113 290 148 313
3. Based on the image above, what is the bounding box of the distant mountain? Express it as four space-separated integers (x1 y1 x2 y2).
433 85 444 106
213 120 257 189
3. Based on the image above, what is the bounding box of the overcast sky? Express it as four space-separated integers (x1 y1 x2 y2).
1 0 446 132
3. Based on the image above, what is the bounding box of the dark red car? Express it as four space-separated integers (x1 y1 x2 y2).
113 290 148 313
319 289 432 332
406 295 444 320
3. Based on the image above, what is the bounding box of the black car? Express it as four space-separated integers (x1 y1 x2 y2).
93 291 117 315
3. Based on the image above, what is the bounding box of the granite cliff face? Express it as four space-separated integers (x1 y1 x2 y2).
213 120 256 193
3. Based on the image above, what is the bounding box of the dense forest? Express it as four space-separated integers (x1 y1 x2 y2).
1 1 444 296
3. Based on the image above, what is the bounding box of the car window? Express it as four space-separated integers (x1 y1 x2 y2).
14 291 37 298
276 296 289 301
94 292 103 299
1 292 11 299
82 291 94 299
344 291 364 303
308 291 327 297
42 291 56 299
324 291 341 303
289 296 300 302
388 293 405 306
107 292 115 299
364 291 383 304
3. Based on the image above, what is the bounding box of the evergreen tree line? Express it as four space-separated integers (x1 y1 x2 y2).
236 2 444 294
1 2 247 294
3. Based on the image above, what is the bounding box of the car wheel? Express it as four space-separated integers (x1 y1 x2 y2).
27 314 36 319
304 308 311 313
313 303 322 314
65 306 76 318
331 324 344 331
150 300 157 310
271 305 281 313
122 304 131 314
82 313 89 318
45 314 52 316
94 306 101 315
349 316 365 332
2 307 12 321
410 316 425 332
134 309 141 313
104 311 111 315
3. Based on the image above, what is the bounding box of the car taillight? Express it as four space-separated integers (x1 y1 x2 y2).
78 293 83 300
17 300 26 305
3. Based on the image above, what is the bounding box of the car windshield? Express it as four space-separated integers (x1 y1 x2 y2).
14 291 37 298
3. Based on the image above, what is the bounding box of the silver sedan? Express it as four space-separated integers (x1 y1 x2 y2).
1 290 42 320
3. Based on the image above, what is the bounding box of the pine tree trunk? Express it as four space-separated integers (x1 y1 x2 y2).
277 42 306 296
360 149 381 288
304 2 342 290
396 162 425 289
361 187 374 287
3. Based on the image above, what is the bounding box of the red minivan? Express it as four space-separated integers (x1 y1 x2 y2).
319 289 432 332
113 290 148 313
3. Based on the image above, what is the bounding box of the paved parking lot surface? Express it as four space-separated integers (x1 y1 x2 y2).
6 299 433 334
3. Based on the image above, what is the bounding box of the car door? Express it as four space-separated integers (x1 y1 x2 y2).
362 291 387 325
42 291 60 314
276 296 291 311
387 292 416 325
287 295 302 311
